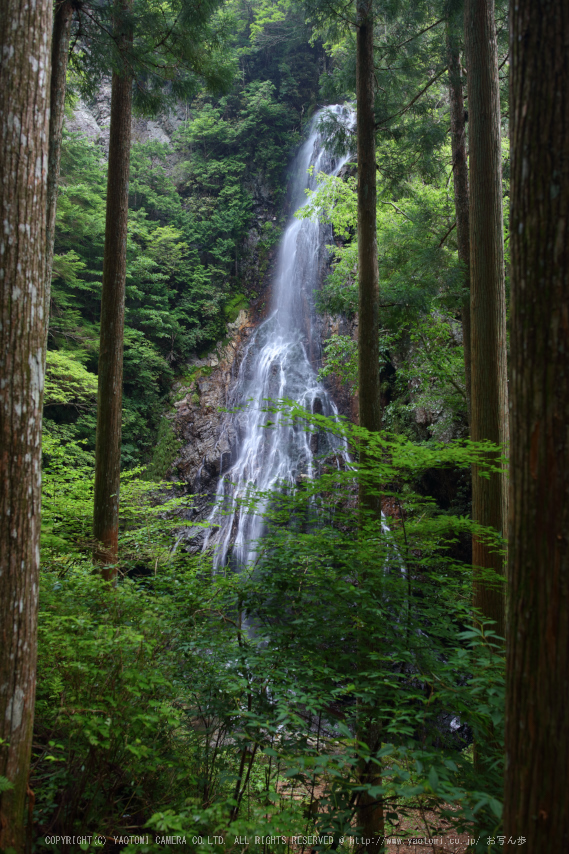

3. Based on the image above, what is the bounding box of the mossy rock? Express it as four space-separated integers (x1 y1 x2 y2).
179 367 198 385
224 293 248 323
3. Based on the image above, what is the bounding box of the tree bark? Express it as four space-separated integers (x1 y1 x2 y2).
355 2 383 850
464 0 507 638
446 0 471 423
93 18 133 579
356 0 380 445
45 0 74 314
0 0 53 846
503 0 569 848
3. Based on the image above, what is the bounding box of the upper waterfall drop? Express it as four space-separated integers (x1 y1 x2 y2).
203 104 354 569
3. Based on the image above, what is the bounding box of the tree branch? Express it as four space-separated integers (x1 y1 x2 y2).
374 18 444 55
381 200 414 222
498 51 509 71
375 65 448 128
438 221 456 247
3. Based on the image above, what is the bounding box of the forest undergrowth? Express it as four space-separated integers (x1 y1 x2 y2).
34 414 506 853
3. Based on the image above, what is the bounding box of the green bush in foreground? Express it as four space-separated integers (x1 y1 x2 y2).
33 419 506 852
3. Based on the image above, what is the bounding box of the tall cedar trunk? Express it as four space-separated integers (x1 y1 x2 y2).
355 1 383 850
446 1 471 423
0 0 52 846
464 0 507 638
92 35 133 577
503 0 569 847
357 0 380 446
45 0 74 311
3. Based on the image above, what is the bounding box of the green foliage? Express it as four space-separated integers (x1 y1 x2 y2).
44 350 98 410
224 293 248 323
318 333 358 389
182 409 506 850
298 0 509 447
299 162 464 323
35 4 514 849
0 775 14 794
299 163 469 439
34 419 506 851
33 563 200 845
147 417 182 481
50 0 323 467
177 81 297 196
69 0 234 111
383 314 468 440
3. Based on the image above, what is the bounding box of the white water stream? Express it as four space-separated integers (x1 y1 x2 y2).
203 105 353 570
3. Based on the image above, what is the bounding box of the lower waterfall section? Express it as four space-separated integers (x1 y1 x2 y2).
203 105 353 570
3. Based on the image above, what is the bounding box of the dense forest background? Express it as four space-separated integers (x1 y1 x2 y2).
47 0 509 470
2 0 566 851
46 2 322 466
37 0 509 846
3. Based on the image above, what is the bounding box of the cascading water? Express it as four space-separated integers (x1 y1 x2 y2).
203 105 354 570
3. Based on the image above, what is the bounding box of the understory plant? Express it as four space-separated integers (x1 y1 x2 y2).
33 419 505 853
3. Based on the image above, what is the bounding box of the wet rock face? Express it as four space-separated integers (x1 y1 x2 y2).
170 273 356 549
169 312 261 539
167 182 283 527
174 332 246 494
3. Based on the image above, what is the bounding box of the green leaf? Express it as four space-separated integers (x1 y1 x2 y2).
0 775 14 793
428 767 439 791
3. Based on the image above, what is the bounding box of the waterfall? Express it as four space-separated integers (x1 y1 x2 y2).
203 105 354 570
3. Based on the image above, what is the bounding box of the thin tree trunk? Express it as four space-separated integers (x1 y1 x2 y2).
446 0 471 423
355 1 383 850
356 0 380 447
355 717 383 854
504 0 569 848
45 0 74 314
464 0 507 638
93 18 133 578
0 0 53 846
